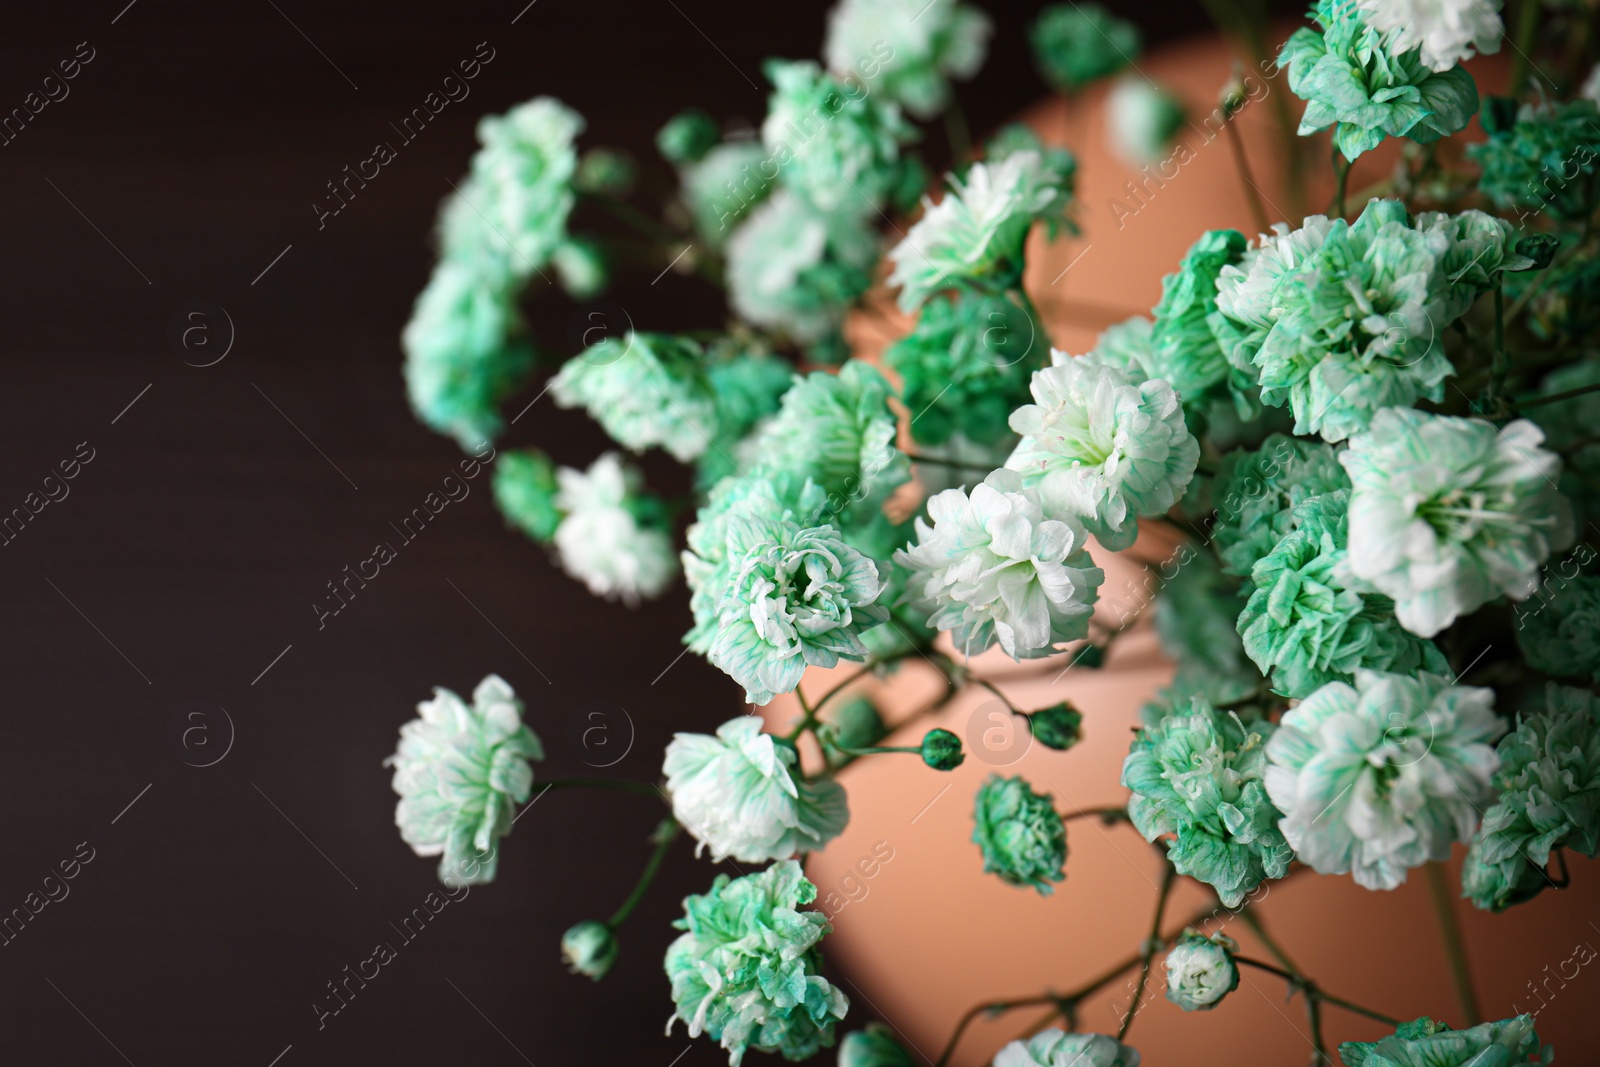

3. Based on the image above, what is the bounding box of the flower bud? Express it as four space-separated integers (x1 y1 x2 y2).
920 728 965 770
1164 931 1238 1011
839 1022 914 1067
1028 703 1083 751
561 920 618 981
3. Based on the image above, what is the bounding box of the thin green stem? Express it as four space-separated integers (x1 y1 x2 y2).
1119 864 1178 1041
1239 907 1301 973
904 452 998 474
1488 285 1510 411
1062 806 1130 825
1509 0 1540 97
830 743 922 757
607 819 680 928
1235 957 1404 1028
970 675 1022 715
1427 862 1482 1025
1512 378 1600 412
944 103 971 165
1331 145 1351 218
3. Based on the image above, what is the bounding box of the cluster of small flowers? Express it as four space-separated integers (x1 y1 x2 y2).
379 0 1600 1061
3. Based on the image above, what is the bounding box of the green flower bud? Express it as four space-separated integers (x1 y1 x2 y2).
972 775 1067 894
920 728 965 771
551 237 608 299
822 696 888 754
656 108 720 164
561 920 618 980
493 449 564 543
1516 234 1560 271
573 148 635 197
839 1022 913 1067
1028 704 1083 751
1164 931 1238 1011
1074 644 1105 669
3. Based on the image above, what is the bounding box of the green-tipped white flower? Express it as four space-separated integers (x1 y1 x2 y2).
760 59 914 214
466 97 583 278
1165 931 1239 1011
1354 0 1502 72
972 775 1067 894
386 674 543 886
1341 408 1574 638
550 332 716 462
824 0 991 119
1265 669 1503 890
1339 1015 1551 1067
663 716 848 863
895 469 1104 660
1105 77 1186 165
994 1029 1141 1067
561 921 618 980
552 454 677 605
1005 354 1199 551
888 151 1074 311
665 861 849 1066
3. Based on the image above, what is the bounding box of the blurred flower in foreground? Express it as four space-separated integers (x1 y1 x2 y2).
824 0 991 119
994 1029 1141 1067
386 674 542 886
552 453 677 605
1030 3 1141 92
561 920 618 980
1338 1014 1551 1067
972 774 1067 894
1105 77 1185 166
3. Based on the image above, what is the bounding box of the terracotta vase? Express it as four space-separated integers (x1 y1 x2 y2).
760 30 1600 1067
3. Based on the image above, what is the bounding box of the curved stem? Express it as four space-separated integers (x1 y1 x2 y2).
970 675 1022 716
607 819 680 928
1513 378 1600 412
934 994 1064 1067
1224 115 1271 231
1062 806 1130 825
1235 957 1404 1028
904 451 998 474
1119 864 1178 1041
1427 862 1482 1025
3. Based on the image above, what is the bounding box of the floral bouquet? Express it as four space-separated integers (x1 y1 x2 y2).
384 0 1599 1062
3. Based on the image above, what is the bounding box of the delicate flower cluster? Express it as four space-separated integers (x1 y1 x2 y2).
823 0 990 119
1339 1015 1551 1067
1266 669 1502 890
1005 354 1199 551
1463 685 1600 911
664 716 848 863
895 470 1104 660
1516 574 1600 681
664 861 849 1066
1212 434 1348 577
1279 0 1479 161
1470 97 1600 222
889 150 1076 311
1123 696 1291 907
1238 490 1447 698
1353 0 1502 72
1164 931 1239 1011
551 454 677 605
1029 3 1140 92
550 332 716 462
972 775 1068 894
386 675 543 886
1341 408 1573 638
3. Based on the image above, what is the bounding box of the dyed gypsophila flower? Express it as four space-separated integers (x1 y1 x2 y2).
1516 574 1600 682
552 453 677 605
1339 1014 1552 1067
704 498 887 705
465 97 584 278
1239 490 1448 699
824 0 991 119
746 360 911 543
561 920 618 980
680 139 771 247
1005 354 1199 551
1279 0 1478 161
1341 407 1574 638
982 125 1079 239
885 288 1043 448
888 151 1074 312
972 775 1068 894
657 108 721 165
1217 200 1457 442
1122 696 1291 907
1105 77 1186 166
1266 669 1502 890
1212 433 1348 577
401 260 534 452
1469 97 1600 222
492 448 564 543
1029 3 1141 92
665 860 849 1067
837 1023 913 1067
550 332 717 462
1148 229 1250 407
663 716 847 863
1463 685 1600 911
895 469 1104 660
760 59 915 215
1354 0 1502 71
386 674 543 886
994 1029 1142 1067
1164 931 1239 1011
696 345 797 489
726 189 877 352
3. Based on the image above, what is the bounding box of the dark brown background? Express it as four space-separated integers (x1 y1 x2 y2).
0 1 1239 1063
